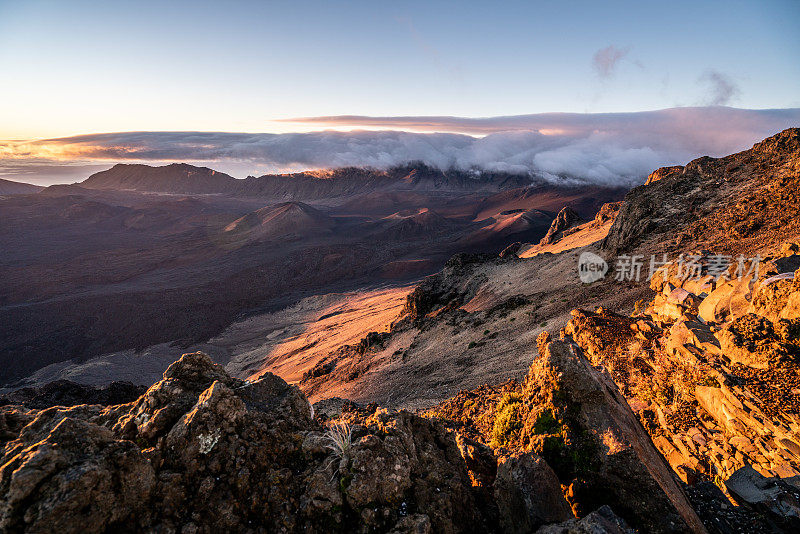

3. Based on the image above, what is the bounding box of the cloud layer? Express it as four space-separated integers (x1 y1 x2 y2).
2 107 798 187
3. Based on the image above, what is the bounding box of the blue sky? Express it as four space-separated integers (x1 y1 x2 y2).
0 0 798 138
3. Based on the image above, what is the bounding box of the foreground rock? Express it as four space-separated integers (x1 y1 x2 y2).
1 348 701 533
0 353 492 533
561 246 800 531
429 338 706 533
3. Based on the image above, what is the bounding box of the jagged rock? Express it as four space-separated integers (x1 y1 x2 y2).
592 202 623 225
402 253 492 325
645 166 684 186
716 313 796 369
0 415 156 533
725 465 800 530
113 352 240 443
604 129 800 253
521 340 704 533
535 505 634 534
493 451 572 533
348 409 488 532
540 207 582 246
0 352 494 533
500 241 523 258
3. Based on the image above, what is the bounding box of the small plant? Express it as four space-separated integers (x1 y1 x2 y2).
483 329 490 336
492 392 523 447
532 408 560 434
468 341 478 349
325 421 352 461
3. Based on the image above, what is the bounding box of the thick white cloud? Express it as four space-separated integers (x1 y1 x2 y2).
2 107 798 186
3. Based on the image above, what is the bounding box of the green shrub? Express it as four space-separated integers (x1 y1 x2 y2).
492 392 523 447
532 409 560 434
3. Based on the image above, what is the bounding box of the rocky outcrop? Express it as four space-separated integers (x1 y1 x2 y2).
645 166 684 186
592 201 623 226
525 340 704 533
0 353 496 533
429 338 706 533
603 128 800 254
401 253 494 325
562 245 800 531
540 207 582 246
499 241 523 258
1 346 707 533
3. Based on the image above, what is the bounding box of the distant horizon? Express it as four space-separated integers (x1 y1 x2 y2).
1 106 798 187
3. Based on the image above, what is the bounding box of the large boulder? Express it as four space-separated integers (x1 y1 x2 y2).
0 415 155 533
493 451 572 533
518 340 706 533
725 465 800 530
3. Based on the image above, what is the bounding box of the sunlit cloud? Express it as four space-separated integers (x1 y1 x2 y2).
1 107 798 187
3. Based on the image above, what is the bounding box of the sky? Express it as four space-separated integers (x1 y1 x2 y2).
0 0 798 185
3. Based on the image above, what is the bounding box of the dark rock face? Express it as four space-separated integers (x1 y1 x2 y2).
0 380 145 409
521 340 704 533
725 466 800 531
0 352 497 533
494 451 572 533
402 253 493 325
540 207 582 246
535 505 635 534
427 338 706 533
499 241 523 258
0 348 694 533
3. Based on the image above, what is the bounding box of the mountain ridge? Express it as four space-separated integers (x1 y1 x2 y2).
80 162 538 198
